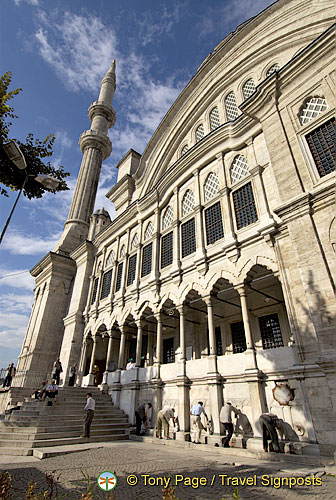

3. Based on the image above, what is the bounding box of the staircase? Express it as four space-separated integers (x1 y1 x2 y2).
0 387 130 456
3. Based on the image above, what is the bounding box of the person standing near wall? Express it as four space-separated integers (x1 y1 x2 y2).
220 401 238 448
157 407 176 440
81 392 95 438
2 363 16 387
135 402 152 435
190 401 209 444
259 413 281 453
53 358 63 385
68 363 77 386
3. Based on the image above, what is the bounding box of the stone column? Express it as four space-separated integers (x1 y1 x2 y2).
172 187 181 276
118 326 126 370
78 338 89 384
193 169 207 272
135 320 143 368
88 337 98 386
250 165 274 228
204 295 216 356
217 152 236 245
176 305 190 441
178 305 186 362
105 333 114 371
153 313 163 379
236 285 257 369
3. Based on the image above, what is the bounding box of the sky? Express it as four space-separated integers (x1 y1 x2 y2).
0 0 276 369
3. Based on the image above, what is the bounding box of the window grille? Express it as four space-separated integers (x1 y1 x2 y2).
163 337 175 364
195 124 204 142
181 144 188 156
215 326 223 356
299 97 328 125
266 63 280 77
233 182 258 229
182 189 195 216
259 314 284 349
106 250 115 267
91 277 99 304
230 155 249 184
115 263 123 292
209 107 220 130
162 206 174 230
306 119 336 177
161 231 173 268
242 79 256 99
141 243 152 277
131 233 139 250
181 218 196 258
144 221 154 240
231 321 247 353
225 92 239 121
204 171 220 201
120 244 126 258
100 269 112 300
127 254 137 286
205 202 224 245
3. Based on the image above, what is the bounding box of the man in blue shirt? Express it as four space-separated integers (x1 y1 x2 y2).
190 401 208 444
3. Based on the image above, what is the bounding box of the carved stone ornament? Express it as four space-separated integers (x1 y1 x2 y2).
272 382 295 406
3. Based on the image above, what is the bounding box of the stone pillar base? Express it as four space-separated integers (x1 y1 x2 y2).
175 431 190 442
207 434 223 447
111 383 121 407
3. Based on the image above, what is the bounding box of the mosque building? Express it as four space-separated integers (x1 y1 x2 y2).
14 0 336 456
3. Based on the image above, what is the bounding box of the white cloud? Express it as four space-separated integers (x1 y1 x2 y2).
35 12 117 92
13 0 39 6
134 4 183 46
0 267 35 291
0 313 29 348
198 0 275 38
55 129 72 150
0 228 61 255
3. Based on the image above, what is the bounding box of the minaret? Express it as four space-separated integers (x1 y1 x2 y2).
55 60 116 255
15 62 116 388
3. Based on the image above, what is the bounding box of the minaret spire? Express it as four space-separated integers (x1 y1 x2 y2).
55 61 116 254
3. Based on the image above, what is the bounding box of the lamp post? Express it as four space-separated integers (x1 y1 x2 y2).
0 141 60 245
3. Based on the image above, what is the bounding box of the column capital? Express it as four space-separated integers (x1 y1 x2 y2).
154 311 162 322
177 304 185 315
250 165 264 177
203 294 214 307
216 151 224 161
135 318 144 329
235 284 247 296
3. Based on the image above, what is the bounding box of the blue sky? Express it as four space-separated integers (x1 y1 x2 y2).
0 0 275 368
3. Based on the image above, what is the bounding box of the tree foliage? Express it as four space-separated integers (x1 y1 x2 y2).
0 71 70 198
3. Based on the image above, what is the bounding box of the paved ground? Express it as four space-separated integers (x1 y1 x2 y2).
0 441 335 500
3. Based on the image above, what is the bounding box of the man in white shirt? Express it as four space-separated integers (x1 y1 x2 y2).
190 401 208 444
81 392 95 438
220 401 238 447
41 380 58 403
157 406 176 440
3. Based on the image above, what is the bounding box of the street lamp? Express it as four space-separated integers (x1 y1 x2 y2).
0 141 60 245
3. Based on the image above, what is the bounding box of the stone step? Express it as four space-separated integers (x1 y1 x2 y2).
0 447 33 456
32 433 129 448
6 414 128 423
0 427 129 441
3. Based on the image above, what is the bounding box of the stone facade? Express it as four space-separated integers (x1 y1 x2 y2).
13 0 335 456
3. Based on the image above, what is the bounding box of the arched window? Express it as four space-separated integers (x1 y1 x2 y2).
242 79 256 99
225 92 239 121
299 97 328 125
181 144 188 156
144 221 154 240
106 250 115 267
266 63 280 77
195 124 204 143
162 206 174 230
209 107 220 130
204 172 220 202
182 190 195 216
120 244 126 258
230 155 249 184
131 233 139 250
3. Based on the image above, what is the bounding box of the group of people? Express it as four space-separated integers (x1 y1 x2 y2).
132 400 283 452
52 358 78 386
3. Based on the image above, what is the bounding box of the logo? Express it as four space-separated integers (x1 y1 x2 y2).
97 471 117 491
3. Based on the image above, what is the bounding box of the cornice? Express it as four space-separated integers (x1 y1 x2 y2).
30 251 75 278
70 240 95 262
